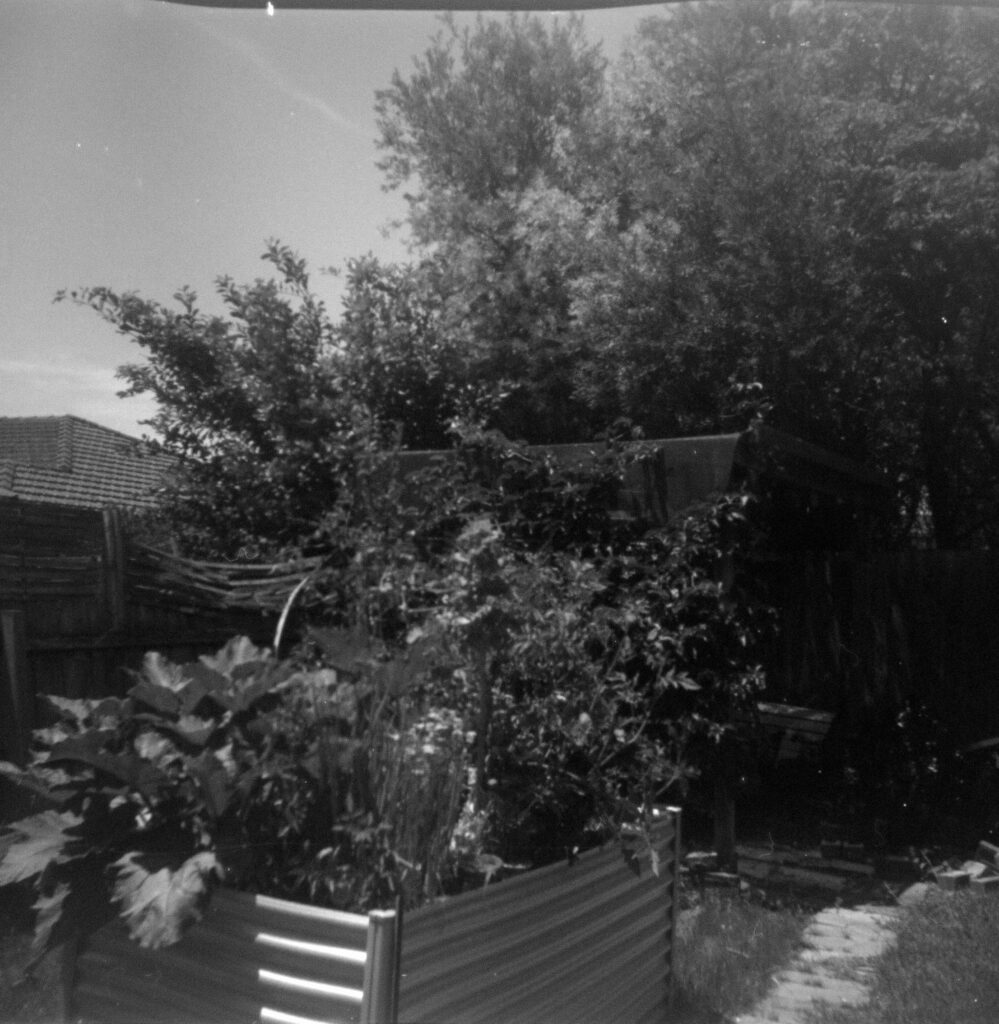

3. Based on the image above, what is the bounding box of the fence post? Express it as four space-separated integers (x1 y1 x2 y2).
666 806 682 1005
361 909 400 1024
0 609 31 764
102 508 127 632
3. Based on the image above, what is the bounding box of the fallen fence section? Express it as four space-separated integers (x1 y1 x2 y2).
73 889 399 1024
399 807 681 1024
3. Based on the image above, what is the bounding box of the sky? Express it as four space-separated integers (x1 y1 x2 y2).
0 0 657 439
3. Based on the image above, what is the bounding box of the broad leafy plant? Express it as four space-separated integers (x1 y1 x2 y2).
0 634 467 963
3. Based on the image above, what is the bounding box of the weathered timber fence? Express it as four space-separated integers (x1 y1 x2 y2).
7 492 999 754
74 889 400 1024
71 810 681 1024
764 551 999 744
0 498 318 762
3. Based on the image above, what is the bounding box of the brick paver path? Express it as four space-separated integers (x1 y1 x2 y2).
734 904 900 1024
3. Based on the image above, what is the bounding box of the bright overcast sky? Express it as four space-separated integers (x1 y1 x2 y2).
0 0 656 438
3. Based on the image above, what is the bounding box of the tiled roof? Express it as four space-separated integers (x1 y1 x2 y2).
0 416 176 511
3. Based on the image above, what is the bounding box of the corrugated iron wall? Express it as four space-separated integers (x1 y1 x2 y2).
71 812 680 1024
74 889 374 1024
399 811 680 1024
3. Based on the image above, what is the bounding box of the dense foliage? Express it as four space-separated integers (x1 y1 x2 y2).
0 634 467 959
0 432 769 957
364 3 999 548
40 0 999 961
371 13 607 445
61 5 999 549
57 243 390 559
406 433 769 861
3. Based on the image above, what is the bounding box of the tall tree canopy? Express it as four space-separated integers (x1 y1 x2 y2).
368 14 607 443
365 3 999 547
69 5 999 550
580 2 999 546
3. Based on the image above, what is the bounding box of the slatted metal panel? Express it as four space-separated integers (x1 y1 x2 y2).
399 809 680 1024
74 889 377 1024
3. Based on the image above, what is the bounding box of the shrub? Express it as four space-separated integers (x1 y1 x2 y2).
402 430 771 865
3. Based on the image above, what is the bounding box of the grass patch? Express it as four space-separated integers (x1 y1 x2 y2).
672 887 808 1022
812 890 999 1024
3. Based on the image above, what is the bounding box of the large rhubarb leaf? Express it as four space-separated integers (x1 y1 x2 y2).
0 811 83 885
175 662 228 714
43 696 94 727
45 734 169 797
133 730 180 767
0 761 76 804
129 652 192 714
141 652 191 692
199 636 267 679
44 731 115 768
31 724 74 747
154 714 216 748
41 695 123 731
208 664 290 714
187 751 232 818
31 882 70 955
112 851 222 949
129 679 181 716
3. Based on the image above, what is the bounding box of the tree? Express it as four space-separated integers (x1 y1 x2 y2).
374 14 608 443
60 242 387 558
376 13 604 224
804 3 999 545
336 254 459 451
568 2 999 547
371 5 999 545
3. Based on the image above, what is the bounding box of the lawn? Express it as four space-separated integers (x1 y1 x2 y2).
812 888 999 1024
672 885 808 1023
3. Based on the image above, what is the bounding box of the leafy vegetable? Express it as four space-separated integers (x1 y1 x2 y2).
112 852 222 949
0 811 83 885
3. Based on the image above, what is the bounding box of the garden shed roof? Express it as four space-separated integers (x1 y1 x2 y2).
0 415 175 511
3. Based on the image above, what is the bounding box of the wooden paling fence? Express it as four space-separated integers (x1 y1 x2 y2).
0 498 319 762
71 809 681 1024
766 550 999 744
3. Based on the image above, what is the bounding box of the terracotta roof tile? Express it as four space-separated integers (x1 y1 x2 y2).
0 416 175 511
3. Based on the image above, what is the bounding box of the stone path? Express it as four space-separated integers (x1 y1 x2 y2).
734 904 900 1023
